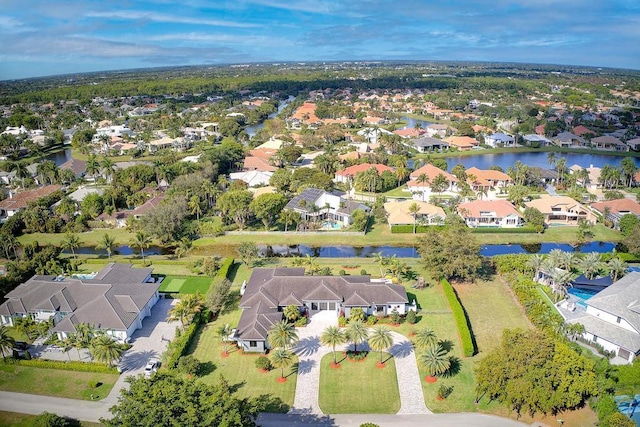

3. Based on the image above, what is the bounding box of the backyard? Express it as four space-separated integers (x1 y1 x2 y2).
0 411 102 427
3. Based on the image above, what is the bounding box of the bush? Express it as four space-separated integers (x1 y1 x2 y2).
177 355 202 376
437 383 453 399
3 358 117 373
440 279 476 357
345 350 368 361
469 227 537 234
87 380 99 388
507 274 564 333
390 225 446 233
295 317 308 327
405 310 417 324
360 269 367 276
339 269 346 276
255 356 272 371
166 316 202 369
359 424 380 427
338 316 347 327
390 308 401 325
216 258 235 280
366 315 378 326
349 307 365 322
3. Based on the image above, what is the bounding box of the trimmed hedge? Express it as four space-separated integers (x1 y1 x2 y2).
216 258 234 280
390 225 445 233
4 358 118 373
440 279 476 357
166 318 201 370
506 274 564 333
470 227 537 234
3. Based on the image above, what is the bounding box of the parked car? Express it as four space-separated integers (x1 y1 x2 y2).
144 359 160 378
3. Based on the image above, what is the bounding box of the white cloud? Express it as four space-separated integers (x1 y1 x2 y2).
85 10 262 28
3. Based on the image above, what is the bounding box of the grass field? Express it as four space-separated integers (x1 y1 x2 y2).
158 276 213 294
0 411 103 427
318 352 400 414
0 364 117 400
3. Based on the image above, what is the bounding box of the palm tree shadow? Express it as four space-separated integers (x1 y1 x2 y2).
229 381 246 393
294 336 321 356
291 359 316 375
442 356 462 378
438 339 454 353
389 340 413 358
382 353 394 364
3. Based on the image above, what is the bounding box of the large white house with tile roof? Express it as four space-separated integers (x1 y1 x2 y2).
235 268 410 352
0 263 160 343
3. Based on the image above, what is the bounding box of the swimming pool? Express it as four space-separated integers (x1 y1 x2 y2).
568 288 597 301
321 221 342 230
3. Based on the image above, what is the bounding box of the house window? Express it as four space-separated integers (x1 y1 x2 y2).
329 302 336 310
616 316 621 324
592 336 598 343
311 303 318 310
319 302 327 310
376 306 384 313
249 341 257 348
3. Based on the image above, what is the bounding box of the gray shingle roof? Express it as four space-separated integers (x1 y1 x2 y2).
586 272 640 333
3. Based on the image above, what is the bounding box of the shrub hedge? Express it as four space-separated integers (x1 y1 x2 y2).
469 227 537 234
216 258 235 280
390 225 445 234
166 314 203 369
4 358 118 373
506 274 564 333
440 279 476 357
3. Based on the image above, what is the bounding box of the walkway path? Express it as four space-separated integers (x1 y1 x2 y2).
289 313 430 415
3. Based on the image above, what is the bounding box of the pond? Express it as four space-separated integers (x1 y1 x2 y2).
258 241 616 258
43 148 72 166
65 245 170 256
245 96 294 138
399 116 433 130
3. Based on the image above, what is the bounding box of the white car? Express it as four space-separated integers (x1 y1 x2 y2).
143 359 160 378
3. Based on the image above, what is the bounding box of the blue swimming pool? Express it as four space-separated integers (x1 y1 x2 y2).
568 288 597 301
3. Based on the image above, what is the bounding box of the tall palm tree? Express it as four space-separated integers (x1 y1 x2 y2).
575 252 604 280
346 320 369 353
86 154 101 187
280 209 300 232
527 254 545 281
371 252 387 277
416 173 429 201
188 195 202 221
168 293 204 328
607 257 628 282
10 162 29 188
131 231 151 264
96 233 117 262
174 237 193 259
320 325 347 366
368 326 393 364
90 335 123 367
0 325 16 362
546 151 556 168
550 269 577 297
101 157 115 183
409 202 420 234
419 344 451 378
267 320 299 350
269 348 294 380
413 328 438 350
217 323 231 355
61 232 81 262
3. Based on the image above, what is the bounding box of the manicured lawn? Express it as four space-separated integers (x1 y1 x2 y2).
158 276 213 294
188 297 296 412
318 352 400 414
0 364 117 400
17 228 136 247
0 411 103 427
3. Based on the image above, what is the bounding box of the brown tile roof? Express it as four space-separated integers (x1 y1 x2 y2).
409 164 457 182
591 199 640 215
336 163 394 178
0 185 62 211
243 156 277 172
465 167 512 182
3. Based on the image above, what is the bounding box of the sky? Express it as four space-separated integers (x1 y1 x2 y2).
1 0 639 80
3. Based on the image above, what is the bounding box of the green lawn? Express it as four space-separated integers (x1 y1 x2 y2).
0 364 118 400
158 276 213 294
17 228 137 248
0 411 103 427
318 352 400 414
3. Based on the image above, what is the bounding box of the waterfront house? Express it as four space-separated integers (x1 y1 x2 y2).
524 195 596 225
553 131 587 148
0 185 62 223
383 200 445 228
334 163 394 184
407 164 458 201
457 199 523 228
485 132 515 148
235 268 409 352
284 187 369 228
591 135 629 152
0 263 160 343
591 199 640 229
411 136 450 153
444 136 480 151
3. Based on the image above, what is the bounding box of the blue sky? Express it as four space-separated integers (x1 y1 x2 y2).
1 0 639 80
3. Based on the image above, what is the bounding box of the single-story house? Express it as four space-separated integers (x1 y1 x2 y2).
0 263 160 343
411 137 449 153
591 199 640 229
334 163 394 184
383 200 445 227
591 135 629 152
284 187 369 228
563 272 640 364
0 185 62 222
235 268 410 352
444 136 480 151
525 195 596 225
229 170 273 188
457 199 523 228
553 132 587 148
485 132 515 148
522 134 552 146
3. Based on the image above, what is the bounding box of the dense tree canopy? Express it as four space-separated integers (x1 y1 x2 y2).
417 224 482 282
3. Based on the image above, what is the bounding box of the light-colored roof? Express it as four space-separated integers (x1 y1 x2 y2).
383 200 445 225
524 195 588 214
458 199 522 219
591 199 640 215
444 136 479 148
409 164 457 182
465 167 512 182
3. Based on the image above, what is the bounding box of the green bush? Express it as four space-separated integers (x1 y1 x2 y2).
255 356 272 371
4 358 117 373
469 227 536 234
338 316 347 327
405 310 417 324
390 308 401 325
359 424 380 427
366 315 378 326
339 269 346 276
216 258 235 280
507 274 564 333
440 279 476 357
360 269 367 276
390 225 445 233
166 315 202 369
295 317 308 327
87 380 99 388
177 355 202 376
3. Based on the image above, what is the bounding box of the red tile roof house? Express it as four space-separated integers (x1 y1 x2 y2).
591 199 640 230
334 163 394 184
234 268 410 352
407 164 458 201
0 184 62 223
457 200 524 228
0 263 160 343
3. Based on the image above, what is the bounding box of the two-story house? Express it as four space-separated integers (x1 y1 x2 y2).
457 199 523 228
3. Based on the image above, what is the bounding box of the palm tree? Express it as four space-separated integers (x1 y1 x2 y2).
267 320 299 350
174 237 193 259
555 157 567 187
269 348 294 381
320 325 347 366
10 162 29 188
346 320 369 353
547 151 556 168
527 254 545 281
168 292 205 328
188 195 202 220
90 335 123 367
280 209 300 232
413 328 438 350
550 269 577 297
217 323 231 355
368 326 393 365
96 233 117 262
371 252 387 277
607 257 628 282
575 252 604 280
101 157 115 183
303 254 319 276
86 154 101 187
409 202 420 234
131 231 151 264
0 325 16 362
419 344 451 378
61 232 81 262
416 173 429 201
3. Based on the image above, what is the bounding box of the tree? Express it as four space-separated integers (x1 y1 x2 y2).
474 329 597 416
550 268 577 296
0 325 16 362
346 320 369 352
103 373 257 426
607 257 628 282
417 225 482 282
90 334 123 367
217 190 253 229
101 157 115 184
368 326 393 365
619 214 640 236
523 207 545 233
280 209 301 232
96 233 117 262
507 185 529 207
576 219 595 245
86 154 101 186
61 232 81 263
371 252 388 277
188 195 202 221
283 304 300 322
206 278 232 318
431 174 449 197
620 157 638 187
320 325 347 366
141 196 189 244
416 173 429 201
575 252 604 280
217 324 232 356
30 412 76 427
269 348 295 381
419 344 451 377
267 320 299 350
167 292 204 329
131 231 151 264
174 237 193 259
237 242 259 267
409 202 420 234
249 193 288 230
413 328 438 350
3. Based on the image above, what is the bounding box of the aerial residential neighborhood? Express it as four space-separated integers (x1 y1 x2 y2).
1 3 640 424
